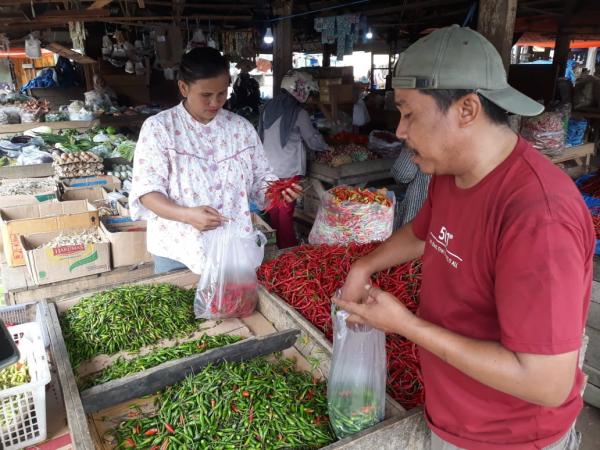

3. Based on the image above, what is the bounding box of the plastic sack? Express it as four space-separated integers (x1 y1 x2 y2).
573 75 599 110
194 221 267 319
309 187 395 245
352 99 370 127
368 130 403 159
16 146 52 165
566 118 588 147
521 111 565 157
327 302 386 439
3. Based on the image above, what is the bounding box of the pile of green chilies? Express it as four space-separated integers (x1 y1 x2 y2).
111 356 335 450
78 334 244 390
61 284 199 368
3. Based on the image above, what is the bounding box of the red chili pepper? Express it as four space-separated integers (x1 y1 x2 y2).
256 243 425 409
165 423 175 434
264 176 302 212
145 428 159 436
248 405 254 423
133 425 140 435
124 438 136 448
231 403 240 414
242 390 250 398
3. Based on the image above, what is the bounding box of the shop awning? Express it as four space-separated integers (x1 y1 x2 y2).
516 33 600 49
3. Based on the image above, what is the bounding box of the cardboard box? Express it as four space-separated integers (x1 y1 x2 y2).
0 178 58 209
61 176 121 191
100 220 151 268
0 200 99 267
61 186 108 203
21 230 111 285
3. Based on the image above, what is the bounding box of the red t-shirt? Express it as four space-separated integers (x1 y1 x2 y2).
411 136 594 449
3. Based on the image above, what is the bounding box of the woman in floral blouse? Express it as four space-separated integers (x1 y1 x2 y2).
130 47 300 274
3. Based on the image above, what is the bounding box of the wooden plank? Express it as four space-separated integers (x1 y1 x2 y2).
0 164 54 179
44 43 97 65
584 326 600 369
41 8 109 18
477 0 518 70
322 407 429 450
0 120 96 138
550 143 595 165
45 301 95 450
88 0 113 9
584 363 600 388
4 262 191 305
583 382 600 409
80 329 300 413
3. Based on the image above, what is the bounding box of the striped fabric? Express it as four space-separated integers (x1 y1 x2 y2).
391 150 431 228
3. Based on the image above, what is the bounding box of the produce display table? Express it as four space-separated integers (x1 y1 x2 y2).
308 159 396 186
550 142 595 167
35 271 430 449
1 260 185 305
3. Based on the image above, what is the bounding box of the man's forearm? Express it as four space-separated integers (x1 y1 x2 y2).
356 222 425 275
140 192 187 223
402 316 578 407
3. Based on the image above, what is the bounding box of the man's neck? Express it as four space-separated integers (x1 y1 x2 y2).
454 126 518 189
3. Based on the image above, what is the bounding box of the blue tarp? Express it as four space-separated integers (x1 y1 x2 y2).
19 68 57 93
575 174 600 254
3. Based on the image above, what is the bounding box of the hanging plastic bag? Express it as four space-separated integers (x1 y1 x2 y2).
25 34 41 59
327 300 386 439
352 99 370 127
194 221 267 319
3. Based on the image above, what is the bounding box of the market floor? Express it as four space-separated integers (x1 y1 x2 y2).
576 403 600 449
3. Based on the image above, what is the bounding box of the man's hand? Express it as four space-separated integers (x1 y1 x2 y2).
182 206 227 231
335 286 415 334
338 263 373 304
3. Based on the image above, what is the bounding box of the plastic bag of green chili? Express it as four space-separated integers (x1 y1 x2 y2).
327 301 386 439
195 221 267 319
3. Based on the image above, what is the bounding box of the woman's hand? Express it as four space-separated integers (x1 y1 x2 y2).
282 183 303 203
182 206 227 231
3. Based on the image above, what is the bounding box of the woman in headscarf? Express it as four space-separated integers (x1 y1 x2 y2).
259 70 330 248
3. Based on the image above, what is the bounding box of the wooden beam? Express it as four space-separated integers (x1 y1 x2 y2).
44 42 97 64
273 0 293 95
477 0 518 71
363 0 467 17
87 0 112 9
80 329 300 413
40 9 109 18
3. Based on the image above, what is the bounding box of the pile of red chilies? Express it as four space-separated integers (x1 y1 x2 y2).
589 207 600 239
579 172 600 198
257 243 425 410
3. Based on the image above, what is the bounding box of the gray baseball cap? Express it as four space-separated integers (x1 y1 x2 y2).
393 25 544 117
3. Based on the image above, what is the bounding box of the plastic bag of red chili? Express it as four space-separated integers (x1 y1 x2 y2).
327 296 386 438
194 221 267 319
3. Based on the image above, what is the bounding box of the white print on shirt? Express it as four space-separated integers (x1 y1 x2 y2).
429 226 463 269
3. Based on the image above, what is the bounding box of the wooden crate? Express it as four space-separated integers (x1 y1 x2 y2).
41 273 430 449
308 159 396 186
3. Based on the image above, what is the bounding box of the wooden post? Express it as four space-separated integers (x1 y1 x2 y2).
477 0 518 70
272 0 293 96
554 31 571 82
323 44 331 68
587 47 598 75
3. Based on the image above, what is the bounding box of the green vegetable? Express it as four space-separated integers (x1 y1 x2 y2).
328 387 382 438
105 126 117 135
115 140 136 162
111 356 335 449
78 334 244 390
0 361 30 389
61 284 201 369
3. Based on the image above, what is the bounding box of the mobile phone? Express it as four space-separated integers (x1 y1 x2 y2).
0 320 20 372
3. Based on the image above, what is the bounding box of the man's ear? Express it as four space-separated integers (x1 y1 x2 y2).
455 92 482 129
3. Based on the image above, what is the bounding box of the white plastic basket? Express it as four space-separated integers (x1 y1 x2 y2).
0 303 50 348
0 322 51 450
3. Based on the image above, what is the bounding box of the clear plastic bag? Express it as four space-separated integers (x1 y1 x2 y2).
327 302 386 439
194 221 267 320
521 111 565 157
308 187 395 245
368 130 404 159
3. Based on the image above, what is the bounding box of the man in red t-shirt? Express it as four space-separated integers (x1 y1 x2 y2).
337 25 594 450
